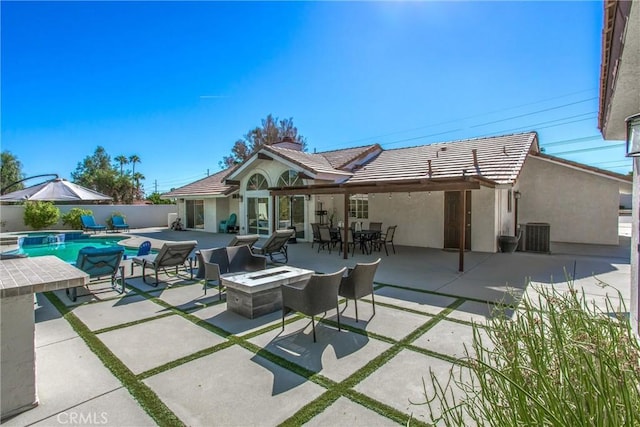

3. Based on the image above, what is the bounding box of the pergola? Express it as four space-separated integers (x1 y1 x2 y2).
266 176 485 271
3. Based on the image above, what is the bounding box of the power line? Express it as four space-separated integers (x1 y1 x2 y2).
548 143 625 156
541 135 603 147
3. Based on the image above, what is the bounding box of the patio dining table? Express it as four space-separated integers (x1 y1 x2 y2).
354 230 381 255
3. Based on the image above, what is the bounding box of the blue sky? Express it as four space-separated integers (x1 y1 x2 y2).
1 1 630 195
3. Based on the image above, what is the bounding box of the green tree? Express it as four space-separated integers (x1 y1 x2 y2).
114 155 129 175
132 172 145 200
220 114 307 168
71 146 134 203
61 207 93 230
0 151 25 194
146 192 174 204
23 201 60 230
129 154 141 176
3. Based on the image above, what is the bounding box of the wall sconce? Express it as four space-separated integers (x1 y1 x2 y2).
626 114 640 157
239 195 244 202
178 198 184 203
514 190 522 200
305 194 311 201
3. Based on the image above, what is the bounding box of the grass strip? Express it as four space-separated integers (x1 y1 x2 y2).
44 291 185 427
93 312 175 335
278 390 342 427
373 281 500 305
344 388 430 427
138 341 236 380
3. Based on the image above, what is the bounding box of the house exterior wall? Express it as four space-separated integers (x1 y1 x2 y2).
471 187 499 253
632 158 639 335
517 156 620 245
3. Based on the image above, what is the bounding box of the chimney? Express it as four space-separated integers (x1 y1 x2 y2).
472 149 478 167
272 136 303 151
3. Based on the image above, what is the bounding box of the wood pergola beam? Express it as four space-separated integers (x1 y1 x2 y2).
268 180 481 196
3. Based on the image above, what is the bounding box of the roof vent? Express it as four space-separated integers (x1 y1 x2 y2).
472 149 478 167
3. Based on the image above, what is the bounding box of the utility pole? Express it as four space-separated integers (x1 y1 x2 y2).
154 180 158 193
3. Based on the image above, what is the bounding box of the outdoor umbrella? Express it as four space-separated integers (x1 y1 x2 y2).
0 178 112 202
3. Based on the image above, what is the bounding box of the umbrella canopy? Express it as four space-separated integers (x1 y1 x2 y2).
0 178 112 202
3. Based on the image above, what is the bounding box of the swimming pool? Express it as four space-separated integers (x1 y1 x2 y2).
9 237 144 263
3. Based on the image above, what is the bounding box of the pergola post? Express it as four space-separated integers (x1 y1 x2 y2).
459 190 466 272
343 193 349 259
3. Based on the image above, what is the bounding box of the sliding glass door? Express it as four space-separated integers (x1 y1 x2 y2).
185 199 204 229
247 197 269 235
278 195 305 239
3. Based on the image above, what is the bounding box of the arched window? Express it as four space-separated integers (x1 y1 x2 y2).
277 170 302 187
246 174 268 191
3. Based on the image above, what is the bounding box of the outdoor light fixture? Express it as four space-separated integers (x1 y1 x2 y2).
626 113 640 157
514 190 522 199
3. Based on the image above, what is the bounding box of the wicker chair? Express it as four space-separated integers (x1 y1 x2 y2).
281 267 347 342
199 245 267 299
339 258 381 322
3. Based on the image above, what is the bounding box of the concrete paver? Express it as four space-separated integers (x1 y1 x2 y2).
97 314 226 374
71 294 167 331
143 345 325 426
304 396 398 426
373 286 456 316
191 299 283 336
338 302 432 341
249 319 392 382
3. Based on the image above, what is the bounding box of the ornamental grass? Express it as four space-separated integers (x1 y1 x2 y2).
421 282 640 426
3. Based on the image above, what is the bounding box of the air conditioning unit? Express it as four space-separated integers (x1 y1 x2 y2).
525 223 550 253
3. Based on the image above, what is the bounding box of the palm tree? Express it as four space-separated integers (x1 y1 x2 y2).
114 155 129 175
132 172 145 200
128 154 141 176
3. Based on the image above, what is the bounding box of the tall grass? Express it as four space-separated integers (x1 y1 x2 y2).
421 283 640 426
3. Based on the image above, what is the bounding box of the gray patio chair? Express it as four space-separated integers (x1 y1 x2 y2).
369 222 383 231
227 234 260 249
132 240 197 286
252 229 294 263
339 258 381 322
316 225 334 254
281 267 347 342
199 245 267 299
372 225 397 255
310 223 321 248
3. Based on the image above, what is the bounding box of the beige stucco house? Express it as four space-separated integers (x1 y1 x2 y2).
163 131 630 257
598 0 639 334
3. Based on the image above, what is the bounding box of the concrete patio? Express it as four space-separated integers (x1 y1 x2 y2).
2 224 632 426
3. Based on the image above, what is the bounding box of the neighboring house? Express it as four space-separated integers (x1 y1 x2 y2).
598 0 639 334
163 132 630 255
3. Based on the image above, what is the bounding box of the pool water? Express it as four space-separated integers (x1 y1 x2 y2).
10 238 143 263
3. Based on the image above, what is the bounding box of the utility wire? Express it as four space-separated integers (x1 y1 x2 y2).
541 135 603 147
548 143 625 156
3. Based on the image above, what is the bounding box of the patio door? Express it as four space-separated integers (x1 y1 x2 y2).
247 197 269 235
278 195 306 239
444 191 471 250
185 199 204 229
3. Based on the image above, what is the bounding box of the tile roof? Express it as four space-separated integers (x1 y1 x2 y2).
347 132 538 185
161 168 237 198
531 151 632 183
318 144 382 169
262 145 349 177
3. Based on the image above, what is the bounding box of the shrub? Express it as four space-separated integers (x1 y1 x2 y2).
61 207 93 230
23 201 60 230
421 282 640 426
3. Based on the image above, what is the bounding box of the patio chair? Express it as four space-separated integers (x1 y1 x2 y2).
339 258 381 322
67 246 125 302
316 225 334 254
132 240 197 286
219 213 237 233
372 225 397 255
80 215 106 234
311 223 321 248
340 223 358 257
369 222 383 232
227 234 260 249
137 240 152 256
111 215 129 232
281 267 347 342
199 245 267 299
252 229 294 263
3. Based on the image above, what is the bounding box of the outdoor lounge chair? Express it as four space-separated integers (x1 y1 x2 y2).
227 234 260 249
252 229 294 263
132 240 197 286
281 267 347 342
80 214 106 233
110 215 130 232
67 246 125 302
199 245 267 299
219 213 238 233
339 258 381 322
